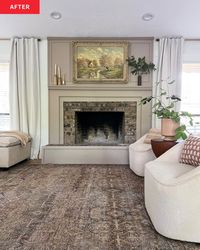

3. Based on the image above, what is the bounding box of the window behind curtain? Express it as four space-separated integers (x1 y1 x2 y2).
182 63 200 133
0 63 10 130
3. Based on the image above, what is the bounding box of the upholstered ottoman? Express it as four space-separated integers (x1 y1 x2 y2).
0 137 31 168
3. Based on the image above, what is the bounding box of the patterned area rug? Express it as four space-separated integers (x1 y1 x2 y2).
0 162 199 250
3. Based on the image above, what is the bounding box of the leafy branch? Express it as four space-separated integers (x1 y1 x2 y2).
126 56 156 76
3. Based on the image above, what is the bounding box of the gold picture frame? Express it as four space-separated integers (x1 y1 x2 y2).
73 41 128 83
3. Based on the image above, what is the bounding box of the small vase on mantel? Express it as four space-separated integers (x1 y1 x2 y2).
137 75 142 86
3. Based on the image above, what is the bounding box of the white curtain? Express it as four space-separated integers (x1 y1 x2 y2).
152 37 184 128
9 38 41 159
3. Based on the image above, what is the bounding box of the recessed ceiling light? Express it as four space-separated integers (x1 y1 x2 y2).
142 13 154 21
50 12 62 20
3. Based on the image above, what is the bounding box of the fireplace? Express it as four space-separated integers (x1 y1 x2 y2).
63 102 136 145
75 111 124 145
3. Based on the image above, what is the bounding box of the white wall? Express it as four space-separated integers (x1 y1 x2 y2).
0 40 11 62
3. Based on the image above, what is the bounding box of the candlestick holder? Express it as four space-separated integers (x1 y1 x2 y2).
57 77 62 85
53 74 58 85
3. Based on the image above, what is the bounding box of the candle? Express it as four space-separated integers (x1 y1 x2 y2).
58 66 61 78
62 74 65 84
54 64 57 75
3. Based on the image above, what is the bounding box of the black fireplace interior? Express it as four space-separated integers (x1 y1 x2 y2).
75 111 125 145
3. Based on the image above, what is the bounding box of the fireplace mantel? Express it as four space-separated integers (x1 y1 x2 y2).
48 88 152 144
48 85 152 91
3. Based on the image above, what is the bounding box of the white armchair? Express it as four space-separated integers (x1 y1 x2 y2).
129 134 156 176
145 141 200 243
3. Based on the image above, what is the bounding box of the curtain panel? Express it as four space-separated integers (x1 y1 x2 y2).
9 37 41 159
152 37 184 128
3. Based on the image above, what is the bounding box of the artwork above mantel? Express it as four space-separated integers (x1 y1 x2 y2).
73 41 128 83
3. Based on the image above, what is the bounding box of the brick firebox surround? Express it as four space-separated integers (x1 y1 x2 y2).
63 101 137 145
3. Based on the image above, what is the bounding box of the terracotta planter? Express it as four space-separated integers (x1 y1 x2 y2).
161 118 179 140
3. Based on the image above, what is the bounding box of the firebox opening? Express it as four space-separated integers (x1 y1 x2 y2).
75 111 125 145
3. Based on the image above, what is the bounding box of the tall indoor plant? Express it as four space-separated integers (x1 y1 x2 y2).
140 80 193 140
126 56 156 86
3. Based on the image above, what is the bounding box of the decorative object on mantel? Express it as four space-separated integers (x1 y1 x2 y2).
62 74 65 85
140 79 193 140
126 56 156 86
57 65 62 85
53 64 66 85
73 41 128 83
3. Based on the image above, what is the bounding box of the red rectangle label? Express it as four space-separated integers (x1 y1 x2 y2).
0 0 40 14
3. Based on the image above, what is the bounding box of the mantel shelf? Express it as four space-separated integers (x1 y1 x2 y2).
48 84 152 91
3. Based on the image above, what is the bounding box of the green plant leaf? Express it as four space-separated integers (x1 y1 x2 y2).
171 95 181 101
160 91 167 96
127 56 156 75
168 80 175 84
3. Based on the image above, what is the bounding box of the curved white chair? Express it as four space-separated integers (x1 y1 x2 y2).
145 141 200 243
129 134 156 176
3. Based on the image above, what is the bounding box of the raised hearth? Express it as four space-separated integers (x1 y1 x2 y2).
42 145 129 164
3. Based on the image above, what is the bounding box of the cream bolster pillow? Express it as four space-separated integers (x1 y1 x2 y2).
0 131 31 146
0 137 21 147
143 127 162 144
148 128 161 134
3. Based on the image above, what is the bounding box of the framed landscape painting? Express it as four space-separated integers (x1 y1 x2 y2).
73 41 128 83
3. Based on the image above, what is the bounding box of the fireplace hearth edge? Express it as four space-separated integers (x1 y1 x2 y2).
42 145 129 165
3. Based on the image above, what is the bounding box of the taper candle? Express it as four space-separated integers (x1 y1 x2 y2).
62 74 65 84
58 66 61 78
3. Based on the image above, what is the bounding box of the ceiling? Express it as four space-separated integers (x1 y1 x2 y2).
0 0 200 39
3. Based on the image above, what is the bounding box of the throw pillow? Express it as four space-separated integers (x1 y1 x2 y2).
180 135 200 166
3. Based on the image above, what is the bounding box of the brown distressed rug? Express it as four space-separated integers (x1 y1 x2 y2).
0 161 199 250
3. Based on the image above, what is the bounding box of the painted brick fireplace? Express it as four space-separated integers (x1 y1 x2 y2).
63 101 136 145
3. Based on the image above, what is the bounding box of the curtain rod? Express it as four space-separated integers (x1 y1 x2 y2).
0 38 41 41
14 37 41 41
156 38 200 42
155 38 182 41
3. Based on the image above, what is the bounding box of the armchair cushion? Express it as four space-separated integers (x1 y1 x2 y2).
180 135 200 166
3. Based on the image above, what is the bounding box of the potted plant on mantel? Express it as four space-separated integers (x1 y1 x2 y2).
140 79 193 140
126 56 156 86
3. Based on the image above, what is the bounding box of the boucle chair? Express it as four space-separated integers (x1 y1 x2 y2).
145 141 200 243
129 134 156 176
